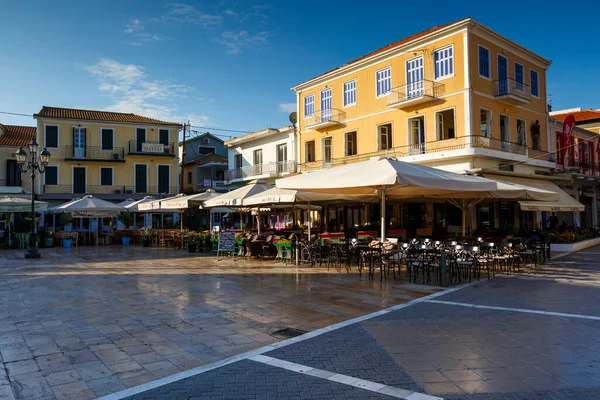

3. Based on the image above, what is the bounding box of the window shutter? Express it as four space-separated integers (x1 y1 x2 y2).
83 128 87 157
72 127 76 158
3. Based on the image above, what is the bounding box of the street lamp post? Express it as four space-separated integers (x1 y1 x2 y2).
14 139 51 259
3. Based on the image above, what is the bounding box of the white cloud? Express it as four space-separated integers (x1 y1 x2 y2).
215 30 270 54
278 103 296 113
159 3 222 27
85 58 209 125
124 19 167 45
124 19 144 34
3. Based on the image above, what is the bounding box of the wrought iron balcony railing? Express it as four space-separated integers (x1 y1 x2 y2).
225 160 297 181
387 80 444 108
305 109 346 129
64 146 125 161
494 78 531 103
42 185 177 196
300 135 554 172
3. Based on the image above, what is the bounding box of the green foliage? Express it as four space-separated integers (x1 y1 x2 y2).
58 212 73 227
118 211 134 229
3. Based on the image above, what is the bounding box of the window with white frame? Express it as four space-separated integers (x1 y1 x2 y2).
323 137 332 163
99 167 113 186
480 109 492 138
45 125 59 148
345 131 357 156
376 67 391 97
343 79 356 107
304 94 314 117
45 166 58 186
305 141 315 162
378 124 392 150
530 70 539 97
478 46 490 78
101 129 114 151
434 46 453 80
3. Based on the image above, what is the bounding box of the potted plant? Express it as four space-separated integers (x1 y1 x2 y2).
44 230 54 247
118 211 134 245
140 227 153 247
58 213 73 247
187 233 197 253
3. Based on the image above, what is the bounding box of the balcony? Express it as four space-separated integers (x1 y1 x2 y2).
471 136 528 156
387 80 444 109
41 185 177 198
494 78 531 105
196 180 227 191
300 135 554 172
64 146 125 162
129 141 176 157
305 109 346 130
225 160 297 181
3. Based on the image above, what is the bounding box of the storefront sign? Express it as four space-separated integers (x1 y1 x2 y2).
142 143 165 153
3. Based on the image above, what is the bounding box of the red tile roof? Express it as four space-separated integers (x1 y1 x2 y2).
296 17 469 87
34 106 182 126
0 124 36 147
552 110 600 123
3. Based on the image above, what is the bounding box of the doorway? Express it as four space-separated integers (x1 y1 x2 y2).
74 128 86 158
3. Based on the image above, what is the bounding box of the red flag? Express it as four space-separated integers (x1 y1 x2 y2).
561 115 576 166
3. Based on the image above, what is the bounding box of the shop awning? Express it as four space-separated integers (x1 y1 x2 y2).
485 175 585 212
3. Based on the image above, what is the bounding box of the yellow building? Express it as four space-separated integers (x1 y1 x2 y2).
34 107 182 205
292 17 568 234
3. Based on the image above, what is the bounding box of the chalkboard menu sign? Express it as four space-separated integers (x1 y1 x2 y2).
217 231 235 259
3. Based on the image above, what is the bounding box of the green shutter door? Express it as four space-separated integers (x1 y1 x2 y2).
135 165 147 193
158 166 169 194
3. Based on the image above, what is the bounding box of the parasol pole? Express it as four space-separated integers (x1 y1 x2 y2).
380 188 386 242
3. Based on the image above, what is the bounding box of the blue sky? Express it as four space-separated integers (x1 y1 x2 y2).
1 0 598 139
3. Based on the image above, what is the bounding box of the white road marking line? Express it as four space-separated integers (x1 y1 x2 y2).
425 299 600 321
99 282 475 400
248 355 442 400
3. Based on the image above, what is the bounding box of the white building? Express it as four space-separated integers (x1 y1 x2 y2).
224 126 296 186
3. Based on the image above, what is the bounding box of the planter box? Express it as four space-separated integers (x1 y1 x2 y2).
551 237 600 253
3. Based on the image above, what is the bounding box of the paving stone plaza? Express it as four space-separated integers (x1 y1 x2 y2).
1 246 600 399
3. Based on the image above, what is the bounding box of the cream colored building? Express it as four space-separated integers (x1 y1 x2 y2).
34 106 182 205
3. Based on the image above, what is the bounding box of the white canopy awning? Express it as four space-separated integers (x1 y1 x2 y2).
243 187 377 206
162 190 220 210
52 195 125 217
138 194 185 212
117 198 136 208
485 175 585 212
0 196 47 213
277 157 496 196
276 157 497 240
203 180 274 208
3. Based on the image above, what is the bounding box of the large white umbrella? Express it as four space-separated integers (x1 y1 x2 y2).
53 195 125 217
117 198 136 208
161 190 220 210
243 187 378 237
277 157 497 240
202 180 273 207
202 180 273 230
389 176 560 236
124 196 156 212
0 196 47 212
138 194 185 212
